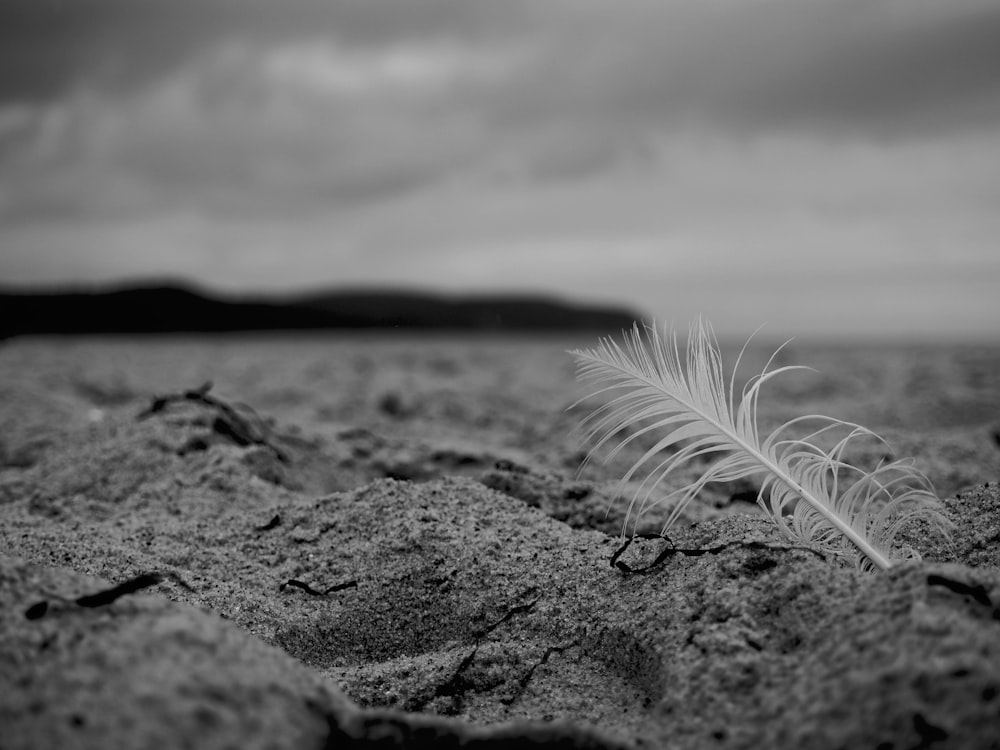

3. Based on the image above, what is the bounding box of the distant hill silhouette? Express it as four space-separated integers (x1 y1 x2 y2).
0 283 641 338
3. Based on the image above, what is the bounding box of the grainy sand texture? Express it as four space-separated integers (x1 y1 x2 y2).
2 333 1000 749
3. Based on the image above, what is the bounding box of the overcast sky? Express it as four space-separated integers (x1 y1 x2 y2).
1 0 999 339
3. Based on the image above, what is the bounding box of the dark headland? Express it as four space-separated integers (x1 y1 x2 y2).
0 283 641 338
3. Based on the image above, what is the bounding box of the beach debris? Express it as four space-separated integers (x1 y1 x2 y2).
24 601 48 620
255 514 282 532
503 640 580 706
23 570 188 619
138 381 288 461
279 578 358 596
415 590 542 713
609 533 827 574
74 572 165 607
927 573 1000 619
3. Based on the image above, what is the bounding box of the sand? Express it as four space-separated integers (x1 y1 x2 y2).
2 332 999 749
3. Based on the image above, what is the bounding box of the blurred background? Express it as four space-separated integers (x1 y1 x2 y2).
1 0 999 341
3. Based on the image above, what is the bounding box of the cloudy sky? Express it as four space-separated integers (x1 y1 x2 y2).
1 0 999 339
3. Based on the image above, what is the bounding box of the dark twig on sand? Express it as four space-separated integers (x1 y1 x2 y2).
279 579 358 596
24 570 192 620
927 574 1000 619
255 514 282 532
412 590 541 713
138 381 288 461
610 533 829 574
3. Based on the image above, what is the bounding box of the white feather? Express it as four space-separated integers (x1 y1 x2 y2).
571 318 949 572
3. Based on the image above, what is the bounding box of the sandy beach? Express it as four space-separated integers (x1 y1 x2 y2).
2 332 999 749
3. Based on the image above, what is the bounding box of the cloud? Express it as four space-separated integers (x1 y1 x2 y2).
0 32 529 221
4 0 1000 208
0 0 530 103
1 0 998 339
3 0 1000 211
5 0 1000 134
706 0 1000 136
471 0 1000 142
